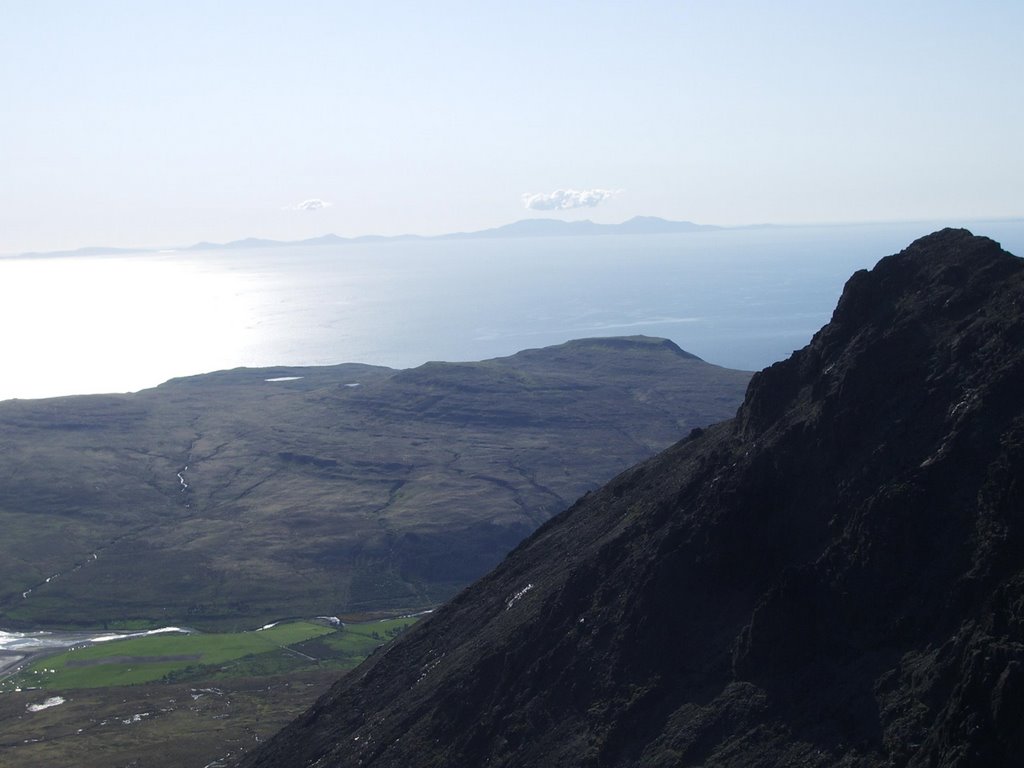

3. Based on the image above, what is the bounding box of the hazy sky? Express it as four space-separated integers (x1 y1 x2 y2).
2 1 1022 253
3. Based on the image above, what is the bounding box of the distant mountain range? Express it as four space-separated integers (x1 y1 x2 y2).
16 216 730 258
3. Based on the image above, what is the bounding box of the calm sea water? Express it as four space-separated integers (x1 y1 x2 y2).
2 220 1021 402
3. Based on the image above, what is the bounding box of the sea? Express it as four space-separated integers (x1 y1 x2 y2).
1 220 1021 402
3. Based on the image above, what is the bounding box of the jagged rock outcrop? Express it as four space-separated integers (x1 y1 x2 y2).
243 229 1024 767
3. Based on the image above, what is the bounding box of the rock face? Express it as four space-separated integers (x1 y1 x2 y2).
243 229 1024 767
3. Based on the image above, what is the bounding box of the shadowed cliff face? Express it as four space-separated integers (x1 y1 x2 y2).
244 229 1024 768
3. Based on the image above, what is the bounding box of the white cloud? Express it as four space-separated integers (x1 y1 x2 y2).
521 188 620 211
285 199 332 212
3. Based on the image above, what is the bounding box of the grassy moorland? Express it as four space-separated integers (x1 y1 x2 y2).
0 336 750 630
0 617 417 767
0 337 748 766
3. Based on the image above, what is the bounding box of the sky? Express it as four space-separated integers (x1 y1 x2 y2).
2 0 1022 254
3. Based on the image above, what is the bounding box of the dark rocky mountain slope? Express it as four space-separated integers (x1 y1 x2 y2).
244 229 1024 767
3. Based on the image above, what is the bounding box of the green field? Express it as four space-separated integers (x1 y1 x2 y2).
1 617 415 692
0 617 420 767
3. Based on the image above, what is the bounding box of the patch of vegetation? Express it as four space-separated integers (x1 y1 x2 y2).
165 618 417 683
0 671 340 768
0 617 420 767
2 619 415 692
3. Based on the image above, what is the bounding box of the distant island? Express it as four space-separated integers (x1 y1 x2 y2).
16 216 735 258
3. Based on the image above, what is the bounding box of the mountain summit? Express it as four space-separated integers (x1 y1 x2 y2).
244 229 1024 767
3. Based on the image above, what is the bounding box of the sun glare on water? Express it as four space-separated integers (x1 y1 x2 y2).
0 255 254 401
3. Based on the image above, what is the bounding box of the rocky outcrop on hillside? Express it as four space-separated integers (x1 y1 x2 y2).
244 229 1024 767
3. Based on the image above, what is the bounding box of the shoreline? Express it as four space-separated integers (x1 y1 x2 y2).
0 652 26 678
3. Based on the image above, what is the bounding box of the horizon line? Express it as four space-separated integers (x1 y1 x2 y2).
6 213 1023 260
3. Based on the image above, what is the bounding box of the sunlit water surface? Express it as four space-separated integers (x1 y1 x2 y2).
1 220 1021 401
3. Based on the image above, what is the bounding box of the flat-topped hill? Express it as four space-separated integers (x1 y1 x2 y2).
0 336 750 629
